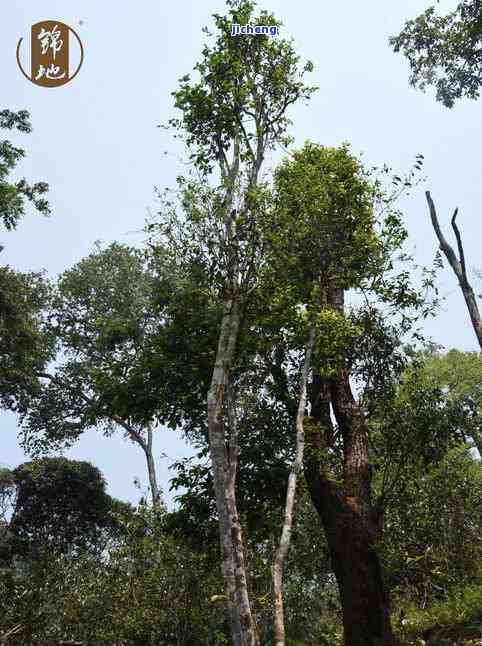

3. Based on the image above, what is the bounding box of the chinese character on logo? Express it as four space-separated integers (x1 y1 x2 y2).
17 20 84 88
35 63 66 81
37 24 63 60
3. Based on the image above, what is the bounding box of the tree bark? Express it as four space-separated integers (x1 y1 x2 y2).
426 191 482 351
207 296 259 646
303 288 397 646
330 375 395 646
273 326 315 646
144 424 161 509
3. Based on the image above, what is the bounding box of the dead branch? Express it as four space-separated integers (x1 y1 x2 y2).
425 191 482 351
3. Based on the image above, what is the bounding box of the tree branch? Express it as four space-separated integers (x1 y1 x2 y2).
35 371 148 451
451 207 468 284
425 191 462 278
426 191 482 351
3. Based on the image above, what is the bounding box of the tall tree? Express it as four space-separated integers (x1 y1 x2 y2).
153 131 431 643
0 109 52 415
390 1 482 108
6 457 127 558
18 243 167 508
269 142 430 646
160 1 315 643
0 459 131 645
0 268 52 413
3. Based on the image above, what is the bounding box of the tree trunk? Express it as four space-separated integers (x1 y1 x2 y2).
303 287 397 646
273 326 315 646
330 375 395 646
305 462 395 646
207 296 259 646
144 424 161 509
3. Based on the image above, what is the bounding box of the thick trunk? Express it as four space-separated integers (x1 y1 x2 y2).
305 463 395 646
303 286 397 646
273 326 315 646
330 375 393 646
207 297 258 646
332 529 393 646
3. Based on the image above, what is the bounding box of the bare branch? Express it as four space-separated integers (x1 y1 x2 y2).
425 191 462 278
426 191 482 351
451 207 468 284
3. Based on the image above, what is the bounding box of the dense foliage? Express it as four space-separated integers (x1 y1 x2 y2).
391 1 482 107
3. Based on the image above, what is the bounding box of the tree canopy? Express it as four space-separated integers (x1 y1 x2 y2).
391 1 482 107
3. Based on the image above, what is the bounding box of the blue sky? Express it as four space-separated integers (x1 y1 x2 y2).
2 0 479 506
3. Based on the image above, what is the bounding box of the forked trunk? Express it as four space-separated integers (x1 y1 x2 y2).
303 285 397 645
426 191 482 351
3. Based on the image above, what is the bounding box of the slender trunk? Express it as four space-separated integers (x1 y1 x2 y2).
226 382 258 645
144 424 161 509
303 287 397 646
272 326 315 646
207 296 258 646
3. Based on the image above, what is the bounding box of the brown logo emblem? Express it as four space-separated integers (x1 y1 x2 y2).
16 21 84 87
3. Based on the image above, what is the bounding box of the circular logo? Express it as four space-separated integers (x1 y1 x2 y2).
17 21 84 88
